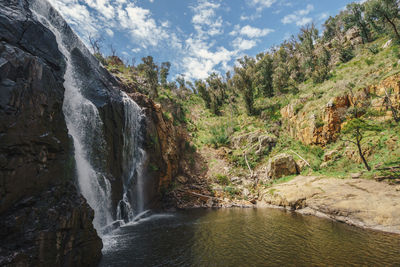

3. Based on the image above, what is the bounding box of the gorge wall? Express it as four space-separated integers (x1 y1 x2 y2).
0 0 182 265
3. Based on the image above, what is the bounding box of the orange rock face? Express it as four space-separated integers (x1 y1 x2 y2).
281 74 400 146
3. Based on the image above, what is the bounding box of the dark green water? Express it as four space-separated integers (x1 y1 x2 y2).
100 208 400 267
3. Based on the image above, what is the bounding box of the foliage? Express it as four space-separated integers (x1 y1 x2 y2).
233 56 256 115
208 123 231 148
365 0 400 41
215 174 229 185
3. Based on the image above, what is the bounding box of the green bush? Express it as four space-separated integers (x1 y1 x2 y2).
224 186 240 197
365 58 374 66
208 123 232 148
339 47 354 63
368 44 380 55
215 174 229 185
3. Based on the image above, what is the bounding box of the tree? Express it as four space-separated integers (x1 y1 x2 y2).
206 73 227 115
253 52 274 97
88 34 104 55
159 62 171 87
365 0 400 41
312 47 331 83
383 87 400 122
343 3 371 44
272 45 291 94
298 24 319 78
195 80 211 109
341 118 381 171
137 56 159 97
233 56 256 115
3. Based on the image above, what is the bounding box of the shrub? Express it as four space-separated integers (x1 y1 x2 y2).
215 174 229 185
365 58 374 66
315 117 325 128
368 44 380 55
339 46 355 63
224 186 240 197
294 103 304 114
208 122 236 148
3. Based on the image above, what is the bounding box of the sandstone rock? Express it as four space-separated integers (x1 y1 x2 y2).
242 188 250 198
230 177 241 184
296 160 307 172
177 175 188 184
323 150 339 162
320 162 329 169
255 135 277 155
281 95 350 146
382 39 392 49
259 176 400 234
266 154 299 180
350 173 362 179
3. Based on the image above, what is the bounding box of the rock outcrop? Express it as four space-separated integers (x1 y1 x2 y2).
265 154 299 180
0 0 102 265
259 176 400 234
0 0 189 265
281 74 400 147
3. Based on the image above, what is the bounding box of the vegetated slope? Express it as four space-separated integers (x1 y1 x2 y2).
98 0 400 205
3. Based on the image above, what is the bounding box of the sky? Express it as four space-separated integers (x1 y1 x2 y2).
47 0 356 81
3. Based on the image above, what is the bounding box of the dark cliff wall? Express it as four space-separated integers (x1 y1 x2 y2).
0 0 185 266
0 0 102 266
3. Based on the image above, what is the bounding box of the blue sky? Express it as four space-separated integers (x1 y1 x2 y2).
48 0 356 81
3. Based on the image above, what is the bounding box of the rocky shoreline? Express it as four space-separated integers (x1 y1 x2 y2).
258 176 400 234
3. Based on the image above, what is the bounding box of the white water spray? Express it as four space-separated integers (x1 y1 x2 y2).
30 1 113 231
29 0 151 233
117 93 147 223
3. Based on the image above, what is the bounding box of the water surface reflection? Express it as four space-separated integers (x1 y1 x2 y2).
100 208 400 266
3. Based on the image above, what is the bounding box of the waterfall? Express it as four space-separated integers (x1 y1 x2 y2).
29 0 150 233
117 94 147 223
30 3 113 231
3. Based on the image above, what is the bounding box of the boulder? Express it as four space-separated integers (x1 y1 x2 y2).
323 150 339 162
266 154 299 180
177 175 188 184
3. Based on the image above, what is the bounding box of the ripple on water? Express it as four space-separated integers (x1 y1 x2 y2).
100 208 400 267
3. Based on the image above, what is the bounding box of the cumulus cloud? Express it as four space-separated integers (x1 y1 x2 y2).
239 25 274 38
191 0 224 39
281 4 314 26
232 37 257 51
48 0 170 48
249 0 277 11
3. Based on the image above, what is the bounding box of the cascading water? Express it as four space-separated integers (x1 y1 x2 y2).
117 94 147 223
30 0 114 231
29 0 151 234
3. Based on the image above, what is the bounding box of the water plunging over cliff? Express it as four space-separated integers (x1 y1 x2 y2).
29 0 148 232
118 94 147 223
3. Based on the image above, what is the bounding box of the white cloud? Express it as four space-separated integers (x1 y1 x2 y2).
105 28 114 37
47 0 98 38
191 0 224 39
84 0 115 20
249 0 276 11
240 25 274 38
281 4 314 26
232 37 257 51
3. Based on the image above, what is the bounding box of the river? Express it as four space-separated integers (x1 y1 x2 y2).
100 208 400 266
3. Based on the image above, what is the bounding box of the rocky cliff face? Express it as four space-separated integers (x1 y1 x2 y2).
0 1 102 265
0 0 184 265
281 74 400 147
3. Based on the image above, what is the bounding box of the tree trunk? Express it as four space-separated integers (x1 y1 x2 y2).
356 138 370 171
385 15 400 41
384 88 399 122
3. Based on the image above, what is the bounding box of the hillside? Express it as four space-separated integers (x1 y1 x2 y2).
86 2 400 227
